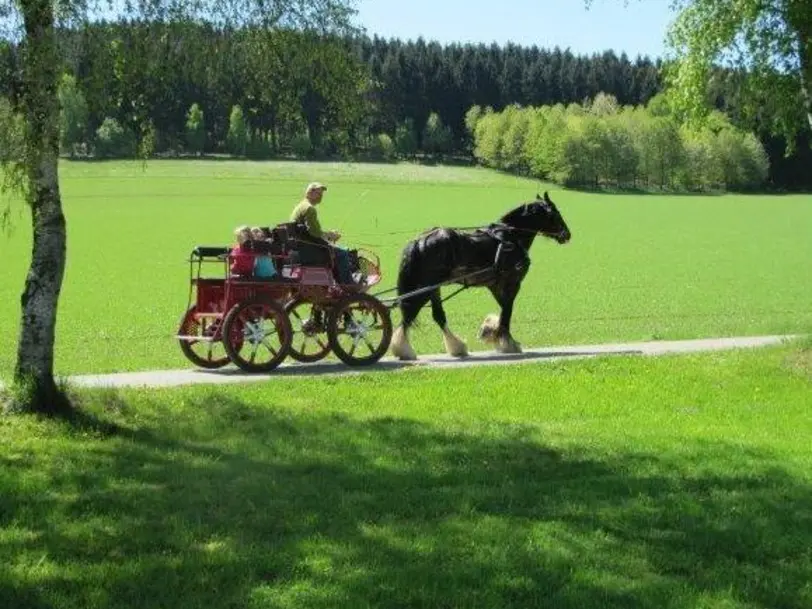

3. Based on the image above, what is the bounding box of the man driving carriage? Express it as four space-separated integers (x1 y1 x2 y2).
290 182 355 285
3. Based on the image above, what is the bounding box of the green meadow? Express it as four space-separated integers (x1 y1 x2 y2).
2 159 811 608
1 341 811 608
1 159 811 377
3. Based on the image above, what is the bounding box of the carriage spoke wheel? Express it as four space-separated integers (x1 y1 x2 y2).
284 297 331 363
177 305 230 369
326 294 392 367
222 298 292 373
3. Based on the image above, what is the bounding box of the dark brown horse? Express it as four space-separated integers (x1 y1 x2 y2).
390 191 571 360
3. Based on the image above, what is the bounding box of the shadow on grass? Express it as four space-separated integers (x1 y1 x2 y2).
1 392 810 609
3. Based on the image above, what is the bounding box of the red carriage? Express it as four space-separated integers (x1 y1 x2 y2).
175 222 393 373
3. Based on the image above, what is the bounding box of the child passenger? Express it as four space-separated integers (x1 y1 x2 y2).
229 225 255 277
250 226 277 279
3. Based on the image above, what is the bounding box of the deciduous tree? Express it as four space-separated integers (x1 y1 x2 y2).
0 0 359 415
586 0 812 151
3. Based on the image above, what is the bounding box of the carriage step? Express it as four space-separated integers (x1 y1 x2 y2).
176 335 218 342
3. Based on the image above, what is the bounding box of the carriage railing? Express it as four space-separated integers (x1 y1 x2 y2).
184 231 381 319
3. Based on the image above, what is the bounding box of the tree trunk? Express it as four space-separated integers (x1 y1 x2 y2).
14 0 70 415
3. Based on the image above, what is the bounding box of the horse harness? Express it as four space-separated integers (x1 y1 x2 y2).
484 223 531 275
432 224 531 304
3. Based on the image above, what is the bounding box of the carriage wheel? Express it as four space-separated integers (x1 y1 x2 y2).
222 297 292 373
284 297 332 363
326 293 392 367
177 306 230 369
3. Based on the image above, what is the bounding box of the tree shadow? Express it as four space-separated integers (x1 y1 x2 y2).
1 392 810 608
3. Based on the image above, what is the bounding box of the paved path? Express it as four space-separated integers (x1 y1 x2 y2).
54 334 797 390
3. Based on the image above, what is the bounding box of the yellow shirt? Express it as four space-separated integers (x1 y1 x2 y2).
290 199 323 239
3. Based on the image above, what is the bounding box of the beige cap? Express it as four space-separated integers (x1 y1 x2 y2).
305 182 327 195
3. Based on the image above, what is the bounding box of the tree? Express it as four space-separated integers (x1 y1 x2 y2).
422 111 453 157
227 104 249 156
57 73 88 156
0 0 359 415
667 0 812 148
394 118 418 157
586 0 812 152
185 102 206 155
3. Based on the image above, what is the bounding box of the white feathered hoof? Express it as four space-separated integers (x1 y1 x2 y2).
496 335 522 354
391 326 417 361
478 313 500 345
442 326 469 358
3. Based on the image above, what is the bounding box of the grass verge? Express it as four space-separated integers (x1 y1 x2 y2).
1 341 811 608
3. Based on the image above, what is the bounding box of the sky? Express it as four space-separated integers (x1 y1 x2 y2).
355 0 679 59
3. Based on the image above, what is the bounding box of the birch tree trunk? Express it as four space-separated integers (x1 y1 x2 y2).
13 0 70 415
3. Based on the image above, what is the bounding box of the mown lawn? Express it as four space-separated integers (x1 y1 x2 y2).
1 340 811 608
1 159 810 377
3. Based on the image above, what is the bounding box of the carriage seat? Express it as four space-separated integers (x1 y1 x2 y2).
192 246 231 260
269 222 332 267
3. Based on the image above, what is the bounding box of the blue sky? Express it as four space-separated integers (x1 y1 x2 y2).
355 0 678 59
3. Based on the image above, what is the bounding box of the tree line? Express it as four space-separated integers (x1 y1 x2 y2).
1 19 810 190
1 20 661 156
469 92 770 191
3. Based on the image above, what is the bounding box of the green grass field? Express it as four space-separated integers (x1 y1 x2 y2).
2 341 811 608
1 159 811 377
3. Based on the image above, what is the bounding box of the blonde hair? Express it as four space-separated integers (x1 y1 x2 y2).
250 226 265 239
234 225 251 243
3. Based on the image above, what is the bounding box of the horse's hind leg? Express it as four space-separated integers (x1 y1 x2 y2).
391 291 430 361
431 291 468 357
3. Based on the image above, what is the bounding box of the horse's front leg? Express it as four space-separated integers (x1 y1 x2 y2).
495 288 522 354
479 282 522 354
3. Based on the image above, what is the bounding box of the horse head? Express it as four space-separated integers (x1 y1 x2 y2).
501 191 571 244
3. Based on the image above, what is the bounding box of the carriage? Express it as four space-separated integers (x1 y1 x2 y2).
175 222 394 373
176 192 572 372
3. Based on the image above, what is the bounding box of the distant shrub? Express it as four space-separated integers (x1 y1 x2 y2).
94 117 136 158
369 132 395 160
291 132 312 157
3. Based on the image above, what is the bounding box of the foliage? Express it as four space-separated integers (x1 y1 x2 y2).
464 104 484 145
227 104 249 156
5 15 809 186
290 131 312 157
0 96 23 165
0 96 24 226
368 132 396 160
184 103 206 155
470 92 770 191
422 111 453 157
587 0 812 154
394 118 418 157
665 0 812 147
94 117 136 158
0 0 365 415
57 73 88 157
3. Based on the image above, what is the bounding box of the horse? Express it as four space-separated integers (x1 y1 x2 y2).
389 191 571 361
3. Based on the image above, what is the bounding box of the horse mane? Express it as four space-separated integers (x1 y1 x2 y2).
498 201 535 226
